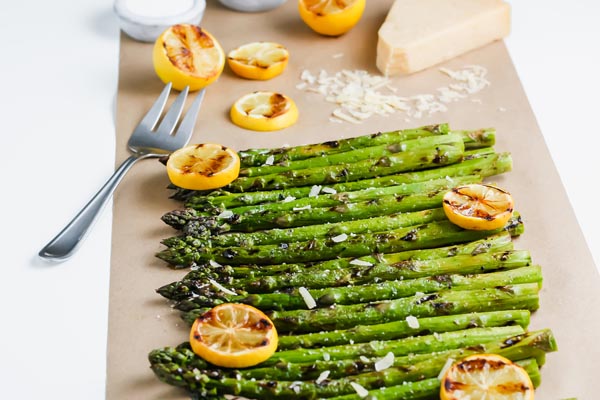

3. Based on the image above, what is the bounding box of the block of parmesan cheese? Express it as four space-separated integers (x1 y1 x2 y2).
377 0 511 76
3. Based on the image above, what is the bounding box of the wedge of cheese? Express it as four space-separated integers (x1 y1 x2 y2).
377 0 511 76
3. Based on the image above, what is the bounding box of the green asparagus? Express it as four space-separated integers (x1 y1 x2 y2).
157 232 516 300
183 152 511 210
174 265 541 312
197 232 514 280
149 326 525 398
182 284 539 329
160 248 530 300
227 134 465 192
165 208 450 248
238 134 493 178
157 216 523 267
277 310 531 350
327 358 541 400
150 328 553 386
236 125 494 167
262 284 540 333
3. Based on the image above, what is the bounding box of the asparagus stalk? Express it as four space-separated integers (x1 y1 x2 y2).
201 232 514 280
226 134 465 192
157 216 523 267
174 265 541 312
327 358 541 400
162 173 480 233
264 283 540 333
163 188 452 233
182 283 539 329
157 232 515 300
245 321 549 382
149 326 524 398
227 175 481 216
165 208 450 248
238 124 450 166
184 152 511 210
161 248 530 299
236 125 494 167
238 134 493 178
150 328 553 387
277 309 531 350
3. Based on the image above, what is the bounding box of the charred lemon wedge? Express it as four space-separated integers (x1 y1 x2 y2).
189 303 278 368
443 183 514 231
230 91 298 131
227 42 289 80
440 354 535 400
298 0 366 36
166 144 240 190
153 24 225 91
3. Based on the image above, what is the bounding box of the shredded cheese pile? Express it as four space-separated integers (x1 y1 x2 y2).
296 65 490 124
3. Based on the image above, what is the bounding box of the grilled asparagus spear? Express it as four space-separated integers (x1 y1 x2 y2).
183 152 511 209
182 284 539 332
157 216 523 267
174 265 541 312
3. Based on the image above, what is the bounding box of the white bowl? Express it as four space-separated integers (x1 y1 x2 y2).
218 0 287 13
114 0 206 43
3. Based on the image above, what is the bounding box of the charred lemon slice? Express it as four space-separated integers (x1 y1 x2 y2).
227 42 289 80
166 144 240 190
190 303 278 368
230 91 299 131
440 354 535 400
153 24 225 91
443 183 514 231
298 0 366 36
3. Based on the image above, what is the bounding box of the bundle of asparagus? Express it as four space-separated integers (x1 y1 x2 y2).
149 124 556 399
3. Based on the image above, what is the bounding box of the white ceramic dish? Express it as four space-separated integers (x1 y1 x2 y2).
114 0 206 43
218 0 287 13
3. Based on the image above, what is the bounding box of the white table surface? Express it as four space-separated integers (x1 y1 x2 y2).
1 1 598 398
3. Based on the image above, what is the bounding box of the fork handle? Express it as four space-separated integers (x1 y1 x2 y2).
38 155 142 261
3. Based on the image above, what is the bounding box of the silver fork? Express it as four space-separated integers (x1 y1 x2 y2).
39 83 205 261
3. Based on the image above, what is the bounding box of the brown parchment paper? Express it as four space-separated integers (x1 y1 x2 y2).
107 1 600 399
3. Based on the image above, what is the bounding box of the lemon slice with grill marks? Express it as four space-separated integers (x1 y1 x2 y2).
228 42 289 80
190 303 278 368
299 0 366 36
440 354 535 400
443 183 515 231
166 143 240 190
153 24 225 91
230 91 299 131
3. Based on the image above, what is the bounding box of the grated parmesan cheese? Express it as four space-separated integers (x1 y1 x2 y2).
217 210 234 219
316 370 330 384
331 233 348 243
208 279 237 296
406 315 420 329
293 205 312 211
309 185 322 197
297 66 490 124
321 187 337 194
349 258 373 267
350 382 369 398
438 358 455 380
289 381 303 394
263 155 275 166
299 287 317 309
374 352 395 371
209 260 222 268
282 196 297 203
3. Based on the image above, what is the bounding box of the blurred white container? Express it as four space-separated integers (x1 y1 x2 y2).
218 0 287 13
114 0 206 42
